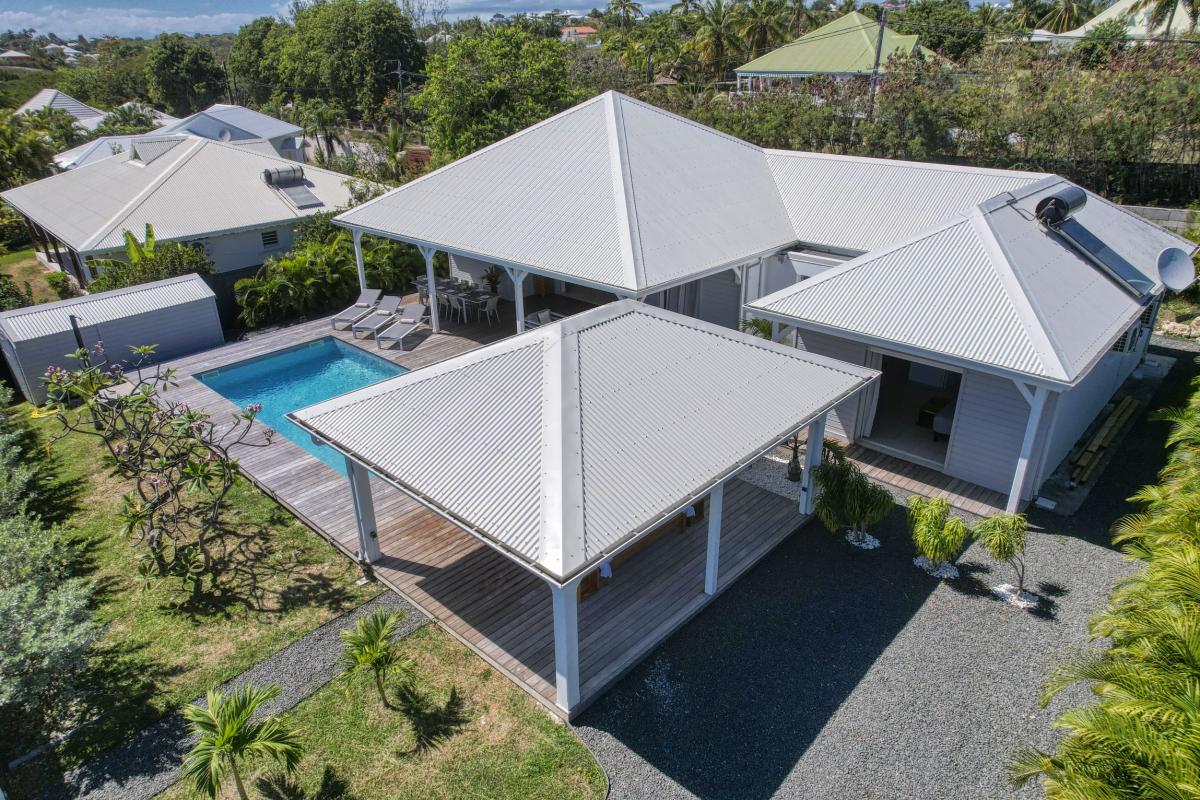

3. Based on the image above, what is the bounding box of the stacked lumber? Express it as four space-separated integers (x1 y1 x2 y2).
1070 396 1139 486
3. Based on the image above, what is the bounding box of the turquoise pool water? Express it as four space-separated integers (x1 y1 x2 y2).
197 337 407 474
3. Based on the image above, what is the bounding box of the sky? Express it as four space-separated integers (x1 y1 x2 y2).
0 0 605 38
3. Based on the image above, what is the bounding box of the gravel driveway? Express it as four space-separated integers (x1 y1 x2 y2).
574 344 1194 800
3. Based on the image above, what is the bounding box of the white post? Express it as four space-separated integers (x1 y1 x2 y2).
1007 384 1049 513
770 321 782 342
704 480 725 595
346 457 380 563
799 414 827 515
550 579 580 712
506 267 528 333
418 246 440 333
352 229 367 292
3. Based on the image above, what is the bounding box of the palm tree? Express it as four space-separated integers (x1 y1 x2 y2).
181 684 304 800
740 0 790 57
670 0 702 14
1133 0 1199 36
1008 0 1044 30
378 121 408 183
0 114 55 190
786 0 818 36
1039 0 1092 33
608 0 644 28
339 608 414 707
296 99 345 161
973 513 1030 596
696 0 745 78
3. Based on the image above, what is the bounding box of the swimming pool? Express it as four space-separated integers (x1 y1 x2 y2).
197 337 407 474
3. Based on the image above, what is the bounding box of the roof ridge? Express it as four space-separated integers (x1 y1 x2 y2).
764 148 1049 179
614 91 770 155
80 137 205 251
606 92 646 292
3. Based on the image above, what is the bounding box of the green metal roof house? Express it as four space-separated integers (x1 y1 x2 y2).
734 11 941 82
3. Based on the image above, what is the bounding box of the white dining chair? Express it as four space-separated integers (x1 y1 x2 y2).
482 295 500 326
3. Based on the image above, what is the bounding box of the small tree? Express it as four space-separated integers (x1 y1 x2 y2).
181 683 304 800
973 513 1033 605
340 608 414 707
813 460 891 548
38 344 270 592
907 495 968 578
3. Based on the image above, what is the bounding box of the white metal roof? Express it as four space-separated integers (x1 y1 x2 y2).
766 150 1048 253
0 274 214 342
156 104 302 143
290 300 875 583
0 50 30 58
749 177 1198 385
54 135 141 170
2 135 352 254
336 91 799 295
16 88 105 122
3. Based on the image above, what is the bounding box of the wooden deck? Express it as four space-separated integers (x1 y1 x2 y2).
159 298 808 719
845 443 1008 517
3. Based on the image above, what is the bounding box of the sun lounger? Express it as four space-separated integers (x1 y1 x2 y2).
351 295 402 338
331 289 382 330
524 309 565 329
376 303 428 350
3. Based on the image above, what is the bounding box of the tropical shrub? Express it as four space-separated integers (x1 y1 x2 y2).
973 513 1030 596
907 495 968 574
0 274 32 311
45 271 76 299
1011 385 1200 797
88 225 213 293
340 608 414 707
813 459 893 546
181 683 304 800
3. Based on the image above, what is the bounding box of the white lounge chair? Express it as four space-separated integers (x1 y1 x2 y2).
351 295 402 339
331 289 382 330
376 303 428 350
524 308 564 329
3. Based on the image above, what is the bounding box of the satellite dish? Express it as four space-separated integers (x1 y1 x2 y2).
1157 247 1195 292
218 127 233 142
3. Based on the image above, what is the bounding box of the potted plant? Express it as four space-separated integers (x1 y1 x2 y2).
483 266 503 294
907 495 968 579
813 460 892 549
973 513 1037 608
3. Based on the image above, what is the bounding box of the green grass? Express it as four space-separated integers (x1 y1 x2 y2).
1 247 58 303
156 625 607 800
5 408 381 792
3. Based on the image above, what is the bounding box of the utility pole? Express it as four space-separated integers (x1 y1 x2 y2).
866 2 904 120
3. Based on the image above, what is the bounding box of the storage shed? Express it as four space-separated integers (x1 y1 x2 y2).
0 274 223 404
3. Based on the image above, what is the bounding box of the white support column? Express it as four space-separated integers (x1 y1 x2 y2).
799 414 827 516
345 457 380 563
704 480 725 595
418 245 440 333
1007 384 1049 513
506 267 528 333
770 321 782 343
550 579 580 712
352 229 367 292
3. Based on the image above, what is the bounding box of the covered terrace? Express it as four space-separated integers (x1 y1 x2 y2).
337 90 798 336
290 301 876 715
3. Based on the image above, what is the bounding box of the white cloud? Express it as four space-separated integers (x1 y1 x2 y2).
0 5 262 38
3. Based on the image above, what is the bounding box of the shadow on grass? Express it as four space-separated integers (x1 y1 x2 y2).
11 414 86 526
394 684 469 753
257 765 358 800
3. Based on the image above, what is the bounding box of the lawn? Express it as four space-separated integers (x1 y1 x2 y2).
1 247 59 303
5 407 381 792
156 625 607 800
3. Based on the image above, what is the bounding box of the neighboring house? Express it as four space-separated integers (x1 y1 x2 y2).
734 11 942 90
560 25 598 42
0 49 34 66
156 104 306 162
334 90 1195 512
1032 0 1197 42
16 88 107 131
43 43 82 64
1 134 353 320
0 274 223 404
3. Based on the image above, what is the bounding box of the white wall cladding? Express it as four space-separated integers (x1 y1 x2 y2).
943 371 1033 495
791 329 868 441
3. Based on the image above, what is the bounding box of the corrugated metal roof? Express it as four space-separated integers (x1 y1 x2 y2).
16 88 105 121
766 150 1048 253
157 104 302 142
337 91 798 295
290 301 875 582
749 177 1198 385
1 135 352 253
736 12 939 76
55 135 138 170
0 274 214 342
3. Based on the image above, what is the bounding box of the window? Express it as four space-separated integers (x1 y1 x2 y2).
261 230 279 249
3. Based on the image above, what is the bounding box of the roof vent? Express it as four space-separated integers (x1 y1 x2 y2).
1034 185 1086 227
263 164 305 186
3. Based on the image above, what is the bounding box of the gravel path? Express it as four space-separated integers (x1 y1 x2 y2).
58 591 425 800
572 343 1195 800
